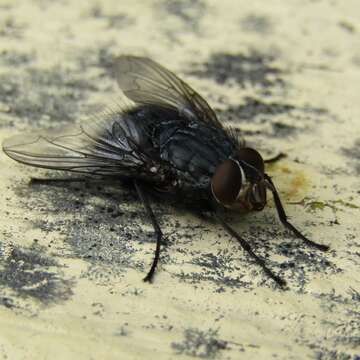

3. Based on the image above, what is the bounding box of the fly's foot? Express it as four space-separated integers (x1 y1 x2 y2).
264 152 287 164
143 269 156 283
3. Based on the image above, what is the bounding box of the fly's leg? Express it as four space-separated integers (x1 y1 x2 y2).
214 213 287 288
134 180 164 283
30 177 88 185
264 174 329 251
264 153 286 164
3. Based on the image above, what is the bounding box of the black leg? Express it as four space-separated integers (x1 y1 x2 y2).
134 180 163 283
30 177 88 185
214 213 286 288
264 174 329 251
264 152 286 164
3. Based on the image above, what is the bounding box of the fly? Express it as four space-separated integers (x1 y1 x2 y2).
2 56 329 288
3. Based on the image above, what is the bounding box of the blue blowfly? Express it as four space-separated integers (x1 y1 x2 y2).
2 56 329 287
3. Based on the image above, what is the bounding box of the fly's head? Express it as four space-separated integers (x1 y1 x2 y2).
211 148 267 211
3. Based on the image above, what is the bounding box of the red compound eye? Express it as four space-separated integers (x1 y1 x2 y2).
237 148 264 174
211 159 242 205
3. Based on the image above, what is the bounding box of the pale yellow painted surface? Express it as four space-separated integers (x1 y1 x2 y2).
0 1 359 359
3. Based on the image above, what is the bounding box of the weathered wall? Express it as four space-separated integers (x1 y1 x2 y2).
0 1 359 359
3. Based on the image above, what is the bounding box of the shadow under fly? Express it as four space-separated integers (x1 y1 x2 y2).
2 56 329 288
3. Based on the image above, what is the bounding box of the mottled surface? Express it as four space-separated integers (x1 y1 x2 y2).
0 1 359 359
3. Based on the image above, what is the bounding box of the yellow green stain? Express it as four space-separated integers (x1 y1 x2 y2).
290 197 360 213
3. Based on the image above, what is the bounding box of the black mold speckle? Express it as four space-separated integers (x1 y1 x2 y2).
162 0 206 33
11 180 158 283
219 97 295 121
66 219 143 271
172 328 227 359
348 287 360 302
74 45 118 79
114 325 129 337
0 244 73 305
277 246 339 291
190 52 284 88
0 17 25 38
170 210 339 292
0 66 96 128
88 5 134 29
301 289 360 358
0 50 33 66
218 97 330 139
241 14 273 34
342 139 360 174
0 296 16 309
107 14 134 28
271 122 297 137
175 250 249 291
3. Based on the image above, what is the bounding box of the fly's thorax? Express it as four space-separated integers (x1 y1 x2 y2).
210 147 267 211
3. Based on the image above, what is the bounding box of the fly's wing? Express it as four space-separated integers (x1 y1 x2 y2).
2 107 160 178
115 56 223 128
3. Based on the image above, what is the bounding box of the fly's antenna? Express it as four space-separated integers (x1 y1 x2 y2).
239 159 263 181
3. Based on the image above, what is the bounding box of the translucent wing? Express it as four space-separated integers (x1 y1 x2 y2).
115 56 222 127
2 108 159 178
